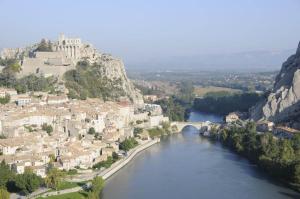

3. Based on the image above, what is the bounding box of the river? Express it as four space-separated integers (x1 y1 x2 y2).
102 111 300 199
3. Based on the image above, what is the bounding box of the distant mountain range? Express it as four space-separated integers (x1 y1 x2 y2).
126 49 295 72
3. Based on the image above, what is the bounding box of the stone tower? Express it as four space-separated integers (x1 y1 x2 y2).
56 33 82 60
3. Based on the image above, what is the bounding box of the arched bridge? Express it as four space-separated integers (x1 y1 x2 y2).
171 121 211 132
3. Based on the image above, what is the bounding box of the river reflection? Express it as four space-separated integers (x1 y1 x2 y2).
102 112 300 199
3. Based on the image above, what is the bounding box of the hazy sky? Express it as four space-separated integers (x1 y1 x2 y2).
0 0 300 68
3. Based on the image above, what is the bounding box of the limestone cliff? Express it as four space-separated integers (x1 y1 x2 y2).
96 54 144 107
64 53 144 107
251 42 300 128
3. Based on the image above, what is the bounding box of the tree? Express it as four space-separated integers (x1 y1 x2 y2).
0 95 10 104
88 127 96 135
0 160 14 189
9 62 21 73
42 123 53 135
0 188 9 199
133 128 143 136
292 134 300 158
293 163 300 184
15 171 43 194
87 176 105 199
277 139 295 165
119 138 138 152
36 39 53 52
45 168 64 190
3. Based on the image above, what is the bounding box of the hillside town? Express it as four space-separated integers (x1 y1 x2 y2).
0 86 168 178
0 32 168 180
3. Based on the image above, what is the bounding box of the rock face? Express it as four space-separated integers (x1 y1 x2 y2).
251 42 300 128
97 54 144 107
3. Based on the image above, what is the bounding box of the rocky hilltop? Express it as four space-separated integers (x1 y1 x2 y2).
0 34 144 107
251 42 300 128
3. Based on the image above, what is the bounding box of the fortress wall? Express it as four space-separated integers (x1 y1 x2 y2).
19 60 75 79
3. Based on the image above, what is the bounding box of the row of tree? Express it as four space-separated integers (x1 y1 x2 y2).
193 92 264 115
210 123 300 189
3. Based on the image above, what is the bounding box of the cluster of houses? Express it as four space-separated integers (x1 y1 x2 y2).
0 87 168 177
224 112 300 139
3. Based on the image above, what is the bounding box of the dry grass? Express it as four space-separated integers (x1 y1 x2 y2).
194 86 241 97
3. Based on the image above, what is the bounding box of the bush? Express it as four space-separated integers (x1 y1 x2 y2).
119 138 138 152
148 127 166 138
0 95 10 104
133 128 143 136
93 155 118 170
42 123 53 135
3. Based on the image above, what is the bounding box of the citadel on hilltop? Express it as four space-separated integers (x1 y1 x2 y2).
1 33 99 78
0 34 144 106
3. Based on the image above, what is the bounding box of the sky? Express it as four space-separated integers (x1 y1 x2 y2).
0 0 300 71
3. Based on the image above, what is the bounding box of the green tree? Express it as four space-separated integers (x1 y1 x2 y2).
0 160 15 189
119 138 138 152
293 162 300 184
45 168 64 190
14 171 43 194
133 128 143 136
88 127 96 135
292 134 300 159
87 176 105 199
36 39 53 52
9 62 21 73
0 188 10 199
0 95 10 104
277 139 295 165
42 123 53 135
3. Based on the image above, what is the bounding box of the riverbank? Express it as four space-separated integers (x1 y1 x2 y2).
36 138 160 198
205 123 300 193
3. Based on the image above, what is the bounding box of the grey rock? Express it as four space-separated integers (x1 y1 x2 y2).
250 42 300 126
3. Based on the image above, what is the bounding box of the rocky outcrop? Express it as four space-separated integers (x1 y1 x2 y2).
251 42 300 128
96 54 144 107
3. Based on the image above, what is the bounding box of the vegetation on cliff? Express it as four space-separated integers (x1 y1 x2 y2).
64 61 127 101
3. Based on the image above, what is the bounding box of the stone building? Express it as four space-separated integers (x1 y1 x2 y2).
55 33 82 60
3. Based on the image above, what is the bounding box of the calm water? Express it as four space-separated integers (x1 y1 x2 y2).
102 111 300 199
